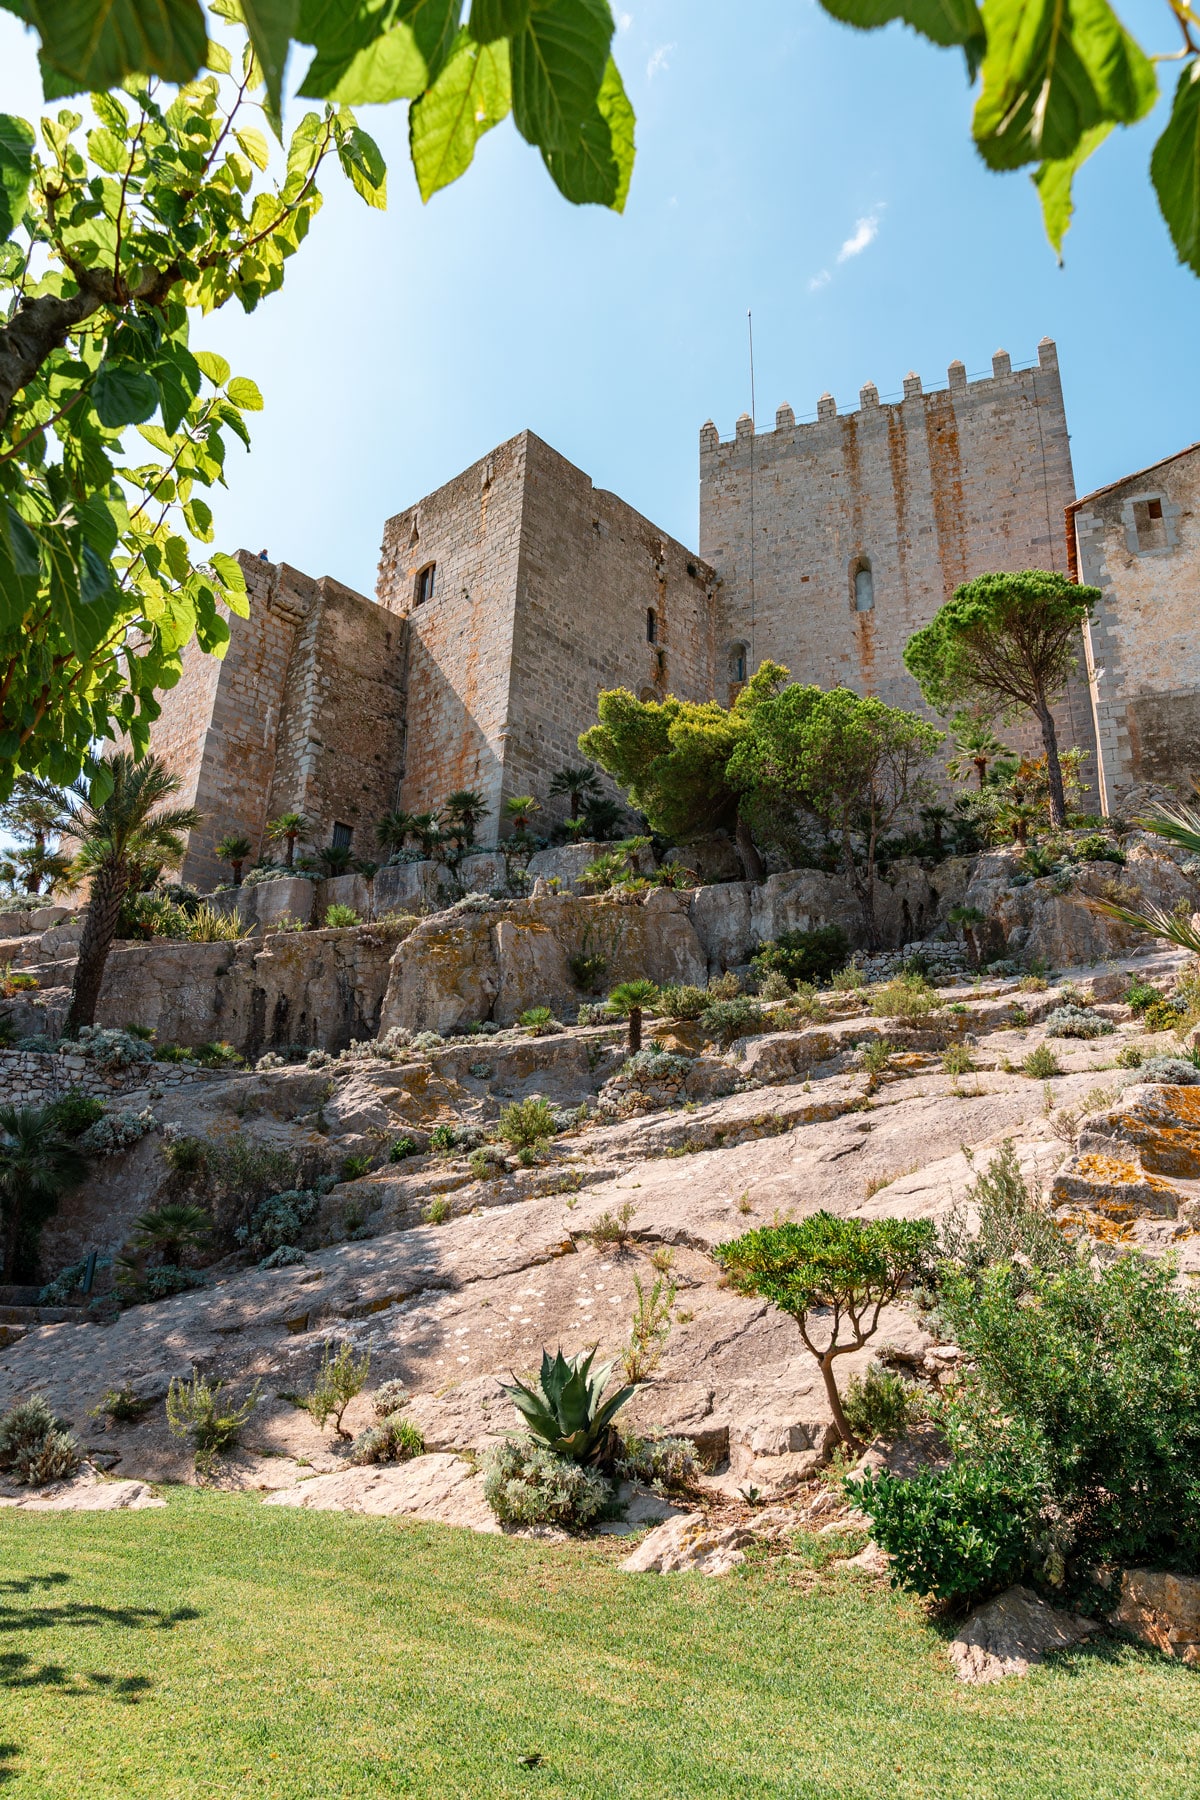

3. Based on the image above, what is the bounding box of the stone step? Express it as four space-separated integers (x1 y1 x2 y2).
0 1304 85 1326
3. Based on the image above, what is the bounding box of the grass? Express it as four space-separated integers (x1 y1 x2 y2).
2 1491 1199 1798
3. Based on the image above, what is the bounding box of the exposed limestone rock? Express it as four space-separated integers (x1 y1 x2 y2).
264 1453 498 1531
0 1470 165 1511
948 1586 1101 1683
1111 1568 1200 1664
620 1512 754 1575
965 839 1194 968
1052 1083 1200 1236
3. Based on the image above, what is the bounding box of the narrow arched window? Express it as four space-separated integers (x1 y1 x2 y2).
415 563 436 606
729 641 748 684
854 560 874 612
646 607 657 644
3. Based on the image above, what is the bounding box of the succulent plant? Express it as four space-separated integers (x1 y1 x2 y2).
501 1348 634 1464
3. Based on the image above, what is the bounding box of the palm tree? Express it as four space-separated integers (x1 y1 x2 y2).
409 812 443 857
266 812 312 868
0 1104 88 1281
919 805 952 856
215 834 253 885
0 774 75 895
946 716 1012 789
376 810 417 855
504 795 541 835
1091 794 1200 953
605 980 660 1054
313 843 356 877
130 1203 212 1267
580 794 624 842
548 764 601 817
441 789 489 850
59 753 201 1034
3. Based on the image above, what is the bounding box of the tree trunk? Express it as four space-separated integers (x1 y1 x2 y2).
284 836 295 867
628 1007 643 1055
1035 695 1067 828
974 757 988 788
232 861 244 885
734 813 764 884
65 862 127 1034
819 1351 862 1453
1 1199 21 1283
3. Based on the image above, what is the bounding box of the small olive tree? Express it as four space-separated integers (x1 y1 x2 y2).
904 572 1100 828
715 1213 935 1452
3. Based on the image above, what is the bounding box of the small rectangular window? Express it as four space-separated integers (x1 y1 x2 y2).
331 822 353 850
1132 499 1168 552
646 607 657 644
415 564 436 606
1148 498 1163 520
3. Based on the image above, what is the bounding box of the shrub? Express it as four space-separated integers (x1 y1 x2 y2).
845 1458 1041 1603
1043 1005 1114 1039
1075 832 1125 864
941 1041 973 1076
751 924 850 987
939 1142 1071 1283
498 1097 557 1151
187 904 252 942
658 983 708 1021
1022 1044 1061 1078
304 1341 370 1438
842 1362 925 1442
423 1197 452 1225
1116 1044 1144 1068
45 1090 106 1138
757 969 793 1002
715 1213 936 1450
62 1025 154 1072
1138 1056 1200 1085
518 1006 557 1035
618 1047 692 1083
235 1189 318 1257
614 1432 702 1494
482 1439 612 1528
78 1106 156 1155
166 1373 259 1470
707 971 742 1001
700 996 763 1044
38 1253 112 1305
341 1153 372 1180
92 1386 153 1424
428 1123 458 1154
0 966 40 996
469 1146 505 1181
163 1134 207 1177
349 1413 426 1465
0 1394 80 1486
1126 977 1162 1014
590 1199 636 1249
831 961 866 991
389 1136 417 1162
869 974 939 1020
119 1265 205 1305
324 904 361 928
501 1347 634 1462
859 1038 894 1078
621 1273 676 1382
259 1245 306 1269
568 952 608 993
372 1380 409 1418
1144 997 1187 1034
191 1040 244 1068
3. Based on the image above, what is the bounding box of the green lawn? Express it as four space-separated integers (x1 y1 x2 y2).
0 1490 1196 1799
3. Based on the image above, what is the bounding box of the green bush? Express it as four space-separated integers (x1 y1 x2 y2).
428 1124 458 1155
497 1097 557 1151
1022 1044 1061 1078
388 1136 417 1162
831 962 865 991
751 924 850 988
941 1041 973 1076
700 996 764 1043
939 1142 1071 1284
869 974 939 1020
518 1006 556 1035
1138 1056 1200 1085
482 1439 612 1528
1044 1005 1114 1039
45 1089 107 1138
304 1341 370 1438
1116 1044 1144 1069
1125 978 1162 1014
166 1372 258 1469
324 904 360 928
349 1413 425 1466
372 1380 408 1418
0 1394 79 1486
842 1363 925 1442
658 984 708 1021
1144 997 1187 1034
341 1153 372 1180
614 1432 702 1494
236 1189 318 1258
846 1458 1041 1603
423 1197 451 1225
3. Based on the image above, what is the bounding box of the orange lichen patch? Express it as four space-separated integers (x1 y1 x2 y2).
1072 1153 1148 1185
1095 1089 1200 1177
1056 1208 1135 1244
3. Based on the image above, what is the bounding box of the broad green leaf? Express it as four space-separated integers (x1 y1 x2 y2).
0 114 35 239
468 0 530 41
227 374 265 408
818 0 985 77
511 0 611 152
409 29 511 202
86 124 127 172
205 35 233 72
1033 120 1111 259
92 361 160 428
211 548 248 595
973 0 1156 171
235 125 271 169
541 53 633 210
91 91 129 133
194 349 231 385
298 0 458 99
336 123 388 207
29 0 208 97
240 0 299 124
1152 61 1200 277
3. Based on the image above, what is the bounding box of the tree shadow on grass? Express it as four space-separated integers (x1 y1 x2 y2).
0 1571 199 1635
0 1742 17 1786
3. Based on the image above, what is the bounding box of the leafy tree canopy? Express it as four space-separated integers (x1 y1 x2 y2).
3 0 636 213
816 0 1198 275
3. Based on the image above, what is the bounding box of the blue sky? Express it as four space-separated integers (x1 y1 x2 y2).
1 0 1195 599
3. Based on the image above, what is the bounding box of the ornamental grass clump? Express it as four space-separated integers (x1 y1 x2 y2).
350 1413 425 1466
715 1213 935 1452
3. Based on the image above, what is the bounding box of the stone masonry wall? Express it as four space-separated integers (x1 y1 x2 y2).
504 433 720 828
375 434 527 837
698 339 1094 775
0 1049 228 1110
1072 443 1200 809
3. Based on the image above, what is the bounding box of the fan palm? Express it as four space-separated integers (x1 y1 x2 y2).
441 789 489 849
57 753 202 1034
1090 795 1200 952
376 810 416 854
215 835 253 885
946 717 1012 789
605 979 660 1053
548 764 601 816
266 812 312 867
0 1104 88 1281
130 1203 212 1267
504 795 541 834
0 774 75 895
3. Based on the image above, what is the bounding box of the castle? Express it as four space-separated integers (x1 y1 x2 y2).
149 338 1199 888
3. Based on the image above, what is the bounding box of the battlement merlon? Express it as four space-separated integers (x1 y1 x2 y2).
699 337 1062 458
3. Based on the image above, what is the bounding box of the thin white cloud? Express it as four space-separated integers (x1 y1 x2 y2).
836 207 885 263
647 42 675 77
808 269 831 292
616 11 633 29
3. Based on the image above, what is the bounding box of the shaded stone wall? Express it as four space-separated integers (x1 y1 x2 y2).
1072 443 1200 808
698 339 1092 772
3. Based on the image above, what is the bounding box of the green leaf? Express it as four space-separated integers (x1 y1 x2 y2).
511 0 612 152
226 374 265 409
973 0 1156 171
1033 120 1110 259
409 30 511 202
240 0 300 125
0 114 35 239
818 0 985 78
336 122 388 207
1152 61 1200 277
298 0 459 101
211 549 248 596
541 53 633 210
468 0 530 41
29 0 208 96
92 362 160 428
194 350 231 385
235 125 271 170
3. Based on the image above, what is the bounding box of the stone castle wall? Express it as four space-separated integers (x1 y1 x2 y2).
698 339 1094 770
1073 443 1200 807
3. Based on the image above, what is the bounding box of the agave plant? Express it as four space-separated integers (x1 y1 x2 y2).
502 1348 634 1464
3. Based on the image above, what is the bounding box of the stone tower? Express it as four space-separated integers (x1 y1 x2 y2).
698 338 1094 763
